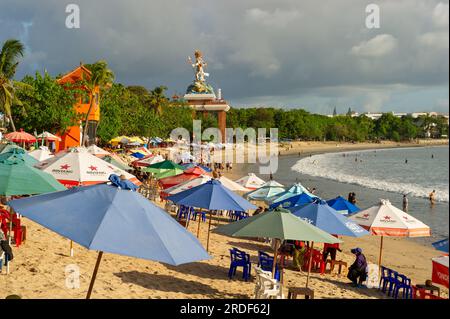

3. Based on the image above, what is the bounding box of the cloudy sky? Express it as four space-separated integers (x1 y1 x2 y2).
1 0 448 114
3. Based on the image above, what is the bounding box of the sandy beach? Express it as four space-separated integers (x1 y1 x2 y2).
1 139 447 299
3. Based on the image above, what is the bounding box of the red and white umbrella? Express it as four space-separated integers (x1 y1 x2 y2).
36 131 61 142
218 176 250 192
133 154 165 167
37 147 140 187
432 255 449 288
234 173 265 190
161 175 211 199
349 199 430 271
4 129 36 144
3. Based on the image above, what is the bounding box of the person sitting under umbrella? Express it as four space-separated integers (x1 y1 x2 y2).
347 247 368 287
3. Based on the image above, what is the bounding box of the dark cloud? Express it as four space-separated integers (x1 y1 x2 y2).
0 0 448 114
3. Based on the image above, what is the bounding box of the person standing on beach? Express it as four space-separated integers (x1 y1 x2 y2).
402 194 409 212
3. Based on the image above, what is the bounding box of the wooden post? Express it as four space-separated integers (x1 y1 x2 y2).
378 236 384 278
305 241 315 288
8 203 13 245
272 239 279 279
196 209 202 238
70 240 74 257
206 211 212 253
86 251 104 299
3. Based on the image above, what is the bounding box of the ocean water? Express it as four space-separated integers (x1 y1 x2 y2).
236 145 449 243
291 146 449 203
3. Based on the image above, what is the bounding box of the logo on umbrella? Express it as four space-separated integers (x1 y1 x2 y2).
88 166 97 171
52 164 73 174
60 164 71 170
380 215 395 223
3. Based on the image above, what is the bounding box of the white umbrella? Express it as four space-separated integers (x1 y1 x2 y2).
349 199 430 271
86 145 111 157
28 146 54 162
36 131 61 141
235 173 266 190
218 176 250 192
37 147 140 187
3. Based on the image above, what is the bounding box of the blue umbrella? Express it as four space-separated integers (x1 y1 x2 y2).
432 238 449 253
0 147 39 166
131 152 145 159
269 192 317 209
9 181 210 298
326 196 361 216
167 179 257 251
288 200 370 237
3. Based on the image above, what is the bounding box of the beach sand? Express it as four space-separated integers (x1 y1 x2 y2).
1 139 448 299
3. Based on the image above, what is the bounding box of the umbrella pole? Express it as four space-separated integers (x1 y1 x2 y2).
70 240 74 257
8 204 13 245
206 211 212 253
272 239 279 279
196 209 202 238
305 241 314 288
378 236 384 279
86 251 104 299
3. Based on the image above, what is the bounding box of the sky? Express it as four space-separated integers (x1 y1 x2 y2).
0 0 448 115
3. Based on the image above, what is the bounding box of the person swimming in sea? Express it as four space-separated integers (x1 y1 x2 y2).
405 158 408 164
429 190 436 206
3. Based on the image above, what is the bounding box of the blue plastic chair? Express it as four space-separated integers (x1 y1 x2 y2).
228 248 251 281
258 251 280 281
192 210 206 222
393 274 413 299
380 266 396 294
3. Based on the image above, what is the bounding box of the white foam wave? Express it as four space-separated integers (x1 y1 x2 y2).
291 153 449 203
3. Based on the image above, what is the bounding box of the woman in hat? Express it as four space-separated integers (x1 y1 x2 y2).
347 247 368 287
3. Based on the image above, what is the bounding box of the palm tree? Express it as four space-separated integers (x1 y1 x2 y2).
0 39 25 132
149 85 168 115
81 60 114 146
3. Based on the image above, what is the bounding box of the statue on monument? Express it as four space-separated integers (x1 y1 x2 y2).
186 50 214 94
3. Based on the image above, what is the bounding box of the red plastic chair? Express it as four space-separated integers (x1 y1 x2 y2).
412 286 445 299
11 214 23 247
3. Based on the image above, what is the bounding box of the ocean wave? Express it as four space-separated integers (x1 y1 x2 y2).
291 153 449 203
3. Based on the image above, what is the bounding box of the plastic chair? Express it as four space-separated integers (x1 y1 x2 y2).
192 210 206 222
254 266 284 299
258 251 280 281
380 268 397 296
393 274 412 299
302 249 325 274
228 248 251 281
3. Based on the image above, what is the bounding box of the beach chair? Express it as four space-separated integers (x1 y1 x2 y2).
228 248 251 281
393 274 413 299
255 272 284 299
380 268 397 296
192 210 206 222
258 251 280 281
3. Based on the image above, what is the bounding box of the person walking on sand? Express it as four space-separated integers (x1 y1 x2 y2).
402 194 409 212
429 190 436 206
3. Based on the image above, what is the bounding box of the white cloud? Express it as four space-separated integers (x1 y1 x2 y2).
417 32 449 50
350 34 398 57
245 8 300 28
432 2 449 28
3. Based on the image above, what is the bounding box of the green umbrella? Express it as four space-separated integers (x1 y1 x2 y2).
0 143 24 154
0 158 66 196
142 160 184 175
154 168 184 180
245 185 286 203
0 148 39 166
214 207 341 287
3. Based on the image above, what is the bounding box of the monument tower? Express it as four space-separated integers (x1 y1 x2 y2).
184 50 230 142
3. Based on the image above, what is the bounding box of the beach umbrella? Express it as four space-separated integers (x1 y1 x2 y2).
36 131 61 142
0 147 39 166
8 181 211 298
133 155 164 167
214 207 342 287
86 145 111 157
154 168 184 180
109 136 130 145
4 129 36 145
128 136 145 145
167 179 257 252
269 192 316 209
217 176 250 192
326 196 361 216
245 183 285 203
432 239 449 253
0 158 66 196
102 155 132 171
28 146 54 162
268 182 316 205
288 200 370 237
36 147 140 187
0 143 24 154
158 166 209 189
234 173 265 190
143 160 184 175
432 256 449 288
261 180 284 187
349 199 430 272
161 175 212 199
